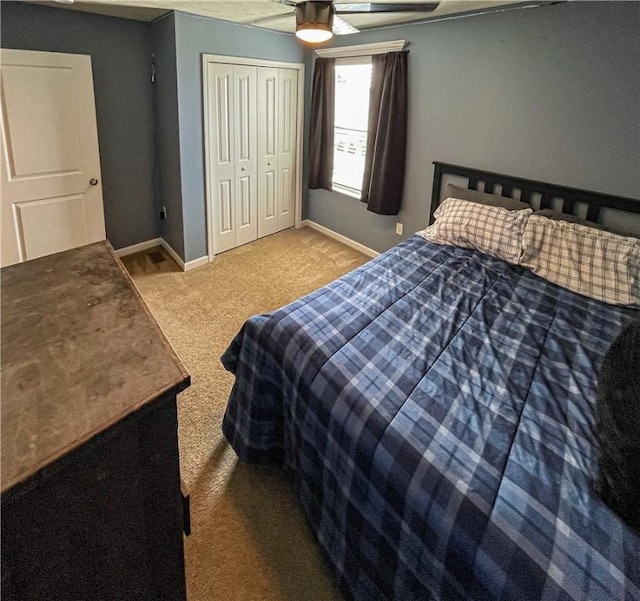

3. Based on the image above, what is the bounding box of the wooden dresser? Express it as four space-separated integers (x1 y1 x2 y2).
1 241 190 601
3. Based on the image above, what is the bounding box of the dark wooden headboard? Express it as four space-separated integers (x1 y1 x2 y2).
430 162 640 229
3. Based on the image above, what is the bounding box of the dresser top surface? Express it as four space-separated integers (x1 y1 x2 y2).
1 241 190 492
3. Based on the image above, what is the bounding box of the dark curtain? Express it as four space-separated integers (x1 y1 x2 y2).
361 51 408 215
308 57 335 190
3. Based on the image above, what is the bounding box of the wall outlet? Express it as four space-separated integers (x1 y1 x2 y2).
160 206 167 220
395 222 403 236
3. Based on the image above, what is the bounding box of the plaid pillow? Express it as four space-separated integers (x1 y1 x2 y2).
521 215 640 306
420 198 532 264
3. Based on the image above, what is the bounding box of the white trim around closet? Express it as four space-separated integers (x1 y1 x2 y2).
202 54 305 262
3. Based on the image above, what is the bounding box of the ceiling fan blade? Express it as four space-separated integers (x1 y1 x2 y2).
335 2 439 14
333 14 359 34
247 7 295 25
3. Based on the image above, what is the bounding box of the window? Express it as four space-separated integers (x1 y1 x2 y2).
332 58 372 199
311 41 407 213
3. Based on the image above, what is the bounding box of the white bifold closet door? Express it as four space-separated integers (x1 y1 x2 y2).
257 68 298 238
208 63 258 255
207 61 298 254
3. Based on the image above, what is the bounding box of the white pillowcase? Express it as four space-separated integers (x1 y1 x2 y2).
521 215 640 306
419 198 532 264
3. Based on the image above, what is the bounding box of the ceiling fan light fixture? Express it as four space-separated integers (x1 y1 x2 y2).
295 1 334 44
295 24 333 44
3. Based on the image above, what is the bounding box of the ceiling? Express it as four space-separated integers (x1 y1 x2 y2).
30 0 552 35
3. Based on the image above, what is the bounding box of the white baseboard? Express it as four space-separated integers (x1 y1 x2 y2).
116 237 208 272
115 238 163 258
160 240 209 272
159 239 185 269
185 255 210 271
301 220 379 258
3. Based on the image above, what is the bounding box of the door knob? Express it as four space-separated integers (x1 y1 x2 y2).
241 167 246 171
89 178 99 186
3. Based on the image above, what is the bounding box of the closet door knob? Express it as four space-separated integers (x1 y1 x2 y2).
241 167 246 171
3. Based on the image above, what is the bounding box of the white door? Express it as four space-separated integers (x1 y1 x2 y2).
206 62 257 254
277 68 298 231
1 49 105 267
233 65 258 248
206 62 235 254
257 68 298 238
257 67 279 239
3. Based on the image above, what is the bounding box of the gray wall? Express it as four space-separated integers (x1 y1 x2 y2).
151 14 184 258
173 12 304 262
304 1 640 253
4 1 637 257
1 1 158 250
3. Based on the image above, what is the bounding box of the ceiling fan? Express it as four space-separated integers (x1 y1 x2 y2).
280 0 440 44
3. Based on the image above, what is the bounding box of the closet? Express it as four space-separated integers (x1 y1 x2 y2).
204 58 300 255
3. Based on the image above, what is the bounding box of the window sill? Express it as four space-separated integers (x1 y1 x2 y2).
332 184 362 200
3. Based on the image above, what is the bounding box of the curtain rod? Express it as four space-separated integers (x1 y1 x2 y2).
315 39 407 58
316 48 411 60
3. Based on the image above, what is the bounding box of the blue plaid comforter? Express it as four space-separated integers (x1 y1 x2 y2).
222 235 640 601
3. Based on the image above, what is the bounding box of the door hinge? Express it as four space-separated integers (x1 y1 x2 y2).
151 54 156 84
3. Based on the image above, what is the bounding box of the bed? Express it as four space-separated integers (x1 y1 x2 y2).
221 163 640 601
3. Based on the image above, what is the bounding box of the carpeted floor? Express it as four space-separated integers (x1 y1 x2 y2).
121 227 369 601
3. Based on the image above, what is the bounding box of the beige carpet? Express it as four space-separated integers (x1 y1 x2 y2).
121 227 369 601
